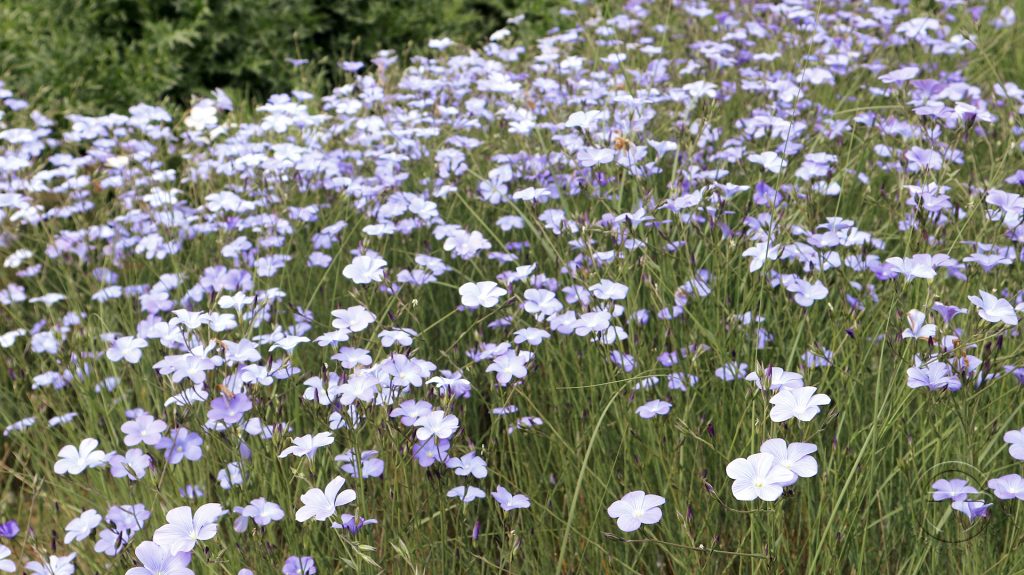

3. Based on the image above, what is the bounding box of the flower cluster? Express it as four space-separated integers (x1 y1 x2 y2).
0 0 1023 571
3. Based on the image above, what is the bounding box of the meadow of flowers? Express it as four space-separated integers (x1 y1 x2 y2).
2 0 1024 572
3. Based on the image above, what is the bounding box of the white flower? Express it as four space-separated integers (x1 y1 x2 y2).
184 101 219 131
106 336 148 364
217 292 254 311
886 254 937 280
565 110 603 132
447 485 486 503
459 281 507 309
295 476 356 522
428 37 454 50
152 503 224 553
745 367 803 391
342 255 387 284
589 279 629 301
968 291 1018 326
0 329 25 348
54 438 107 475
512 187 551 202
278 432 334 459
769 386 831 422
0 544 15 573
758 439 818 486
378 328 417 348
268 335 310 352
748 151 787 173
726 453 794 501
63 509 102 544
606 491 665 532
414 410 460 441
25 553 76 575
3 248 32 269
902 309 936 339
330 305 376 332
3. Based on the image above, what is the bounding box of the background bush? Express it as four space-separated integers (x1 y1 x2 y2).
0 0 554 115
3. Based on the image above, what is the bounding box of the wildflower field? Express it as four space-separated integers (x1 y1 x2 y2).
4 0 1024 573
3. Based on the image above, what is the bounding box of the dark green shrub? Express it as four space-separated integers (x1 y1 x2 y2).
0 0 556 115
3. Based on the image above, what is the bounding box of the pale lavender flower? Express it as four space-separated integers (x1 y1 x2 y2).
109 449 151 481
565 110 603 131
88 526 121 554
886 255 937 280
121 414 167 446
879 65 919 84
207 394 252 425
907 358 961 391
237 498 284 530
714 362 748 382
589 279 628 301
157 429 204 465
636 400 672 419
390 400 434 426
988 474 1024 500
523 288 562 317
932 302 966 324
905 147 944 172
1004 428 1024 460
378 328 416 348
492 486 531 511
330 306 376 332
951 500 991 521
748 151 787 173
412 438 450 467
217 462 243 489
931 478 978 502
269 335 310 352
787 278 828 307
336 450 385 478
486 350 533 385
446 452 488 478
282 556 316 575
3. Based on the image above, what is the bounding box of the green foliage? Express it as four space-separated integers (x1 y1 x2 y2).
0 0 554 115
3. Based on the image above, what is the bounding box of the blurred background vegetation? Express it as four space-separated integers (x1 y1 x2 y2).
0 0 561 115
